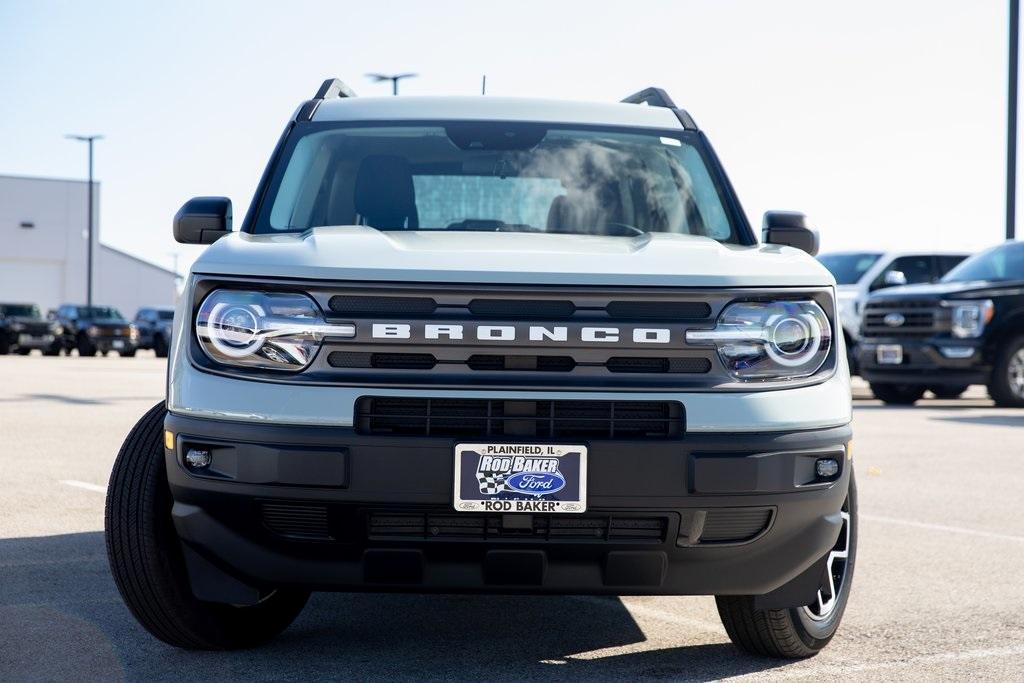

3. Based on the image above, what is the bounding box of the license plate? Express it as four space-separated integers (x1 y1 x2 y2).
876 344 903 365
112 340 125 349
453 443 587 513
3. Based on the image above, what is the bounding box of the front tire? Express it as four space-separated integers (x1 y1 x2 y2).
929 385 968 400
869 383 925 405
988 336 1024 407
76 335 97 357
154 335 169 358
105 402 309 649
717 474 857 658
16 348 31 355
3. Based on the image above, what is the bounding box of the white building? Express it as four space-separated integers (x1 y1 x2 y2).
0 174 177 317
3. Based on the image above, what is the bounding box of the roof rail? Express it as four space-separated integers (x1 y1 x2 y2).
296 77 357 122
621 87 677 109
620 87 698 131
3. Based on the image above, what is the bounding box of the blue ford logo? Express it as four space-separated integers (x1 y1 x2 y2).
883 313 905 327
505 471 566 496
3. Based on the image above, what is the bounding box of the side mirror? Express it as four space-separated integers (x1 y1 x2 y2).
883 270 908 287
762 211 819 256
174 197 232 245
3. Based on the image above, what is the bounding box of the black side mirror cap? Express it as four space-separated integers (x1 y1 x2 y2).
762 211 819 256
174 197 232 245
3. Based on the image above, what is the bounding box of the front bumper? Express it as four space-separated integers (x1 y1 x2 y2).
164 412 851 603
14 333 57 350
90 335 136 353
858 338 989 386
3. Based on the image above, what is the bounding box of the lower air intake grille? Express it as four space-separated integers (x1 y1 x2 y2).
262 503 331 540
355 398 684 439
700 508 773 543
367 511 669 543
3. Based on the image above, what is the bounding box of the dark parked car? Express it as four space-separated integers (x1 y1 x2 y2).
0 303 62 355
54 304 139 357
133 306 175 357
859 241 1024 405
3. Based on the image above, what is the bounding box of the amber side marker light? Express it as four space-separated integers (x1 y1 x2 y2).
164 430 174 450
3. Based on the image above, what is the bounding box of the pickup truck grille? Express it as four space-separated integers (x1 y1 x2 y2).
861 299 944 338
355 397 684 439
313 285 737 390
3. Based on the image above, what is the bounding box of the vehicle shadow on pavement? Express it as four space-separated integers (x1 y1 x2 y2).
0 532 791 682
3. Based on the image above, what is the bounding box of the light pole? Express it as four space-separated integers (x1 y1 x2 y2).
1009 0 1019 240
365 72 417 95
66 134 103 307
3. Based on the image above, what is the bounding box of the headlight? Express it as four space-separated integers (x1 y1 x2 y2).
686 300 832 380
128 325 139 340
49 323 62 335
196 289 355 370
11 322 24 332
947 300 993 339
87 326 100 337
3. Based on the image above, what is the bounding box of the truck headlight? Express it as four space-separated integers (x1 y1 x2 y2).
685 300 832 380
947 300 993 339
87 326 100 337
195 289 355 370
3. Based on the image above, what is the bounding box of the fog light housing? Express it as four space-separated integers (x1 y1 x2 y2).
185 448 212 470
939 346 975 359
815 458 840 479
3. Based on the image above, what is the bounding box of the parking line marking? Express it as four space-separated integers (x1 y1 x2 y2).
58 480 107 494
861 513 1024 543
727 643 1024 680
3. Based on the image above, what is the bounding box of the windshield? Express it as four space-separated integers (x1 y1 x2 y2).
0 304 40 318
80 307 123 320
817 253 883 285
255 123 738 242
157 310 175 320
942 242 1024 283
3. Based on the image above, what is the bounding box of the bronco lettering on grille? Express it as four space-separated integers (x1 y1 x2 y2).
370 323 674 344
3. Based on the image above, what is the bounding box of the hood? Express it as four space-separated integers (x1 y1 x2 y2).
191 227 834 288
871 279 1024 301
85 318 131 326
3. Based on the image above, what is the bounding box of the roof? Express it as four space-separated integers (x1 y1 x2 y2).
100 244 178 278
311 96 686 130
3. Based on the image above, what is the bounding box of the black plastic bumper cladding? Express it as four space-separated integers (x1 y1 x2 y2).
858 338 990 386
164 413 851 603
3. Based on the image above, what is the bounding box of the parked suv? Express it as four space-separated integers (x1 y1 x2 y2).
859 240 1024 405
55 304 139 357
0 303 61 355
818 251 968 373
105 80 855 658
134 306 175 357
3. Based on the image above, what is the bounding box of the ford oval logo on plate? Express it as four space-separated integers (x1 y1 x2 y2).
504 471 566 496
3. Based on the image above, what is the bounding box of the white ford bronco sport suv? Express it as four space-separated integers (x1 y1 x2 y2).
105 79 855 657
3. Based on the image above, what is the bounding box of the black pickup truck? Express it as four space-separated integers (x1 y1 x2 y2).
0 303 62 355
858 241 1024 406
54 304 139 357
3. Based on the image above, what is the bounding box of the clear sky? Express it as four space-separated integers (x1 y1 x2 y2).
0 0 1011 274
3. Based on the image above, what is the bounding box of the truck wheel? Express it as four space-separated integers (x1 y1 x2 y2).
869 383 925 405
716 474 857 658
0 336 9 354
76 335 97 357
105 402 309 649
43 344 61 356
929 385 968 400
16 348 31 355
154 335 169 358
988 335 1024 407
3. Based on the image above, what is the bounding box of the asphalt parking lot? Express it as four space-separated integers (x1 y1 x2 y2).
2 355 1023 681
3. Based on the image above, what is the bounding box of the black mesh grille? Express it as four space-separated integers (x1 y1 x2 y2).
606 300 711 320
328 352 437 369
466 355 577 372
262 503 331 540
468 299 576 319
701 508 772 543
355 398 684 439
606 357 712 374
862 300 942 337
328 295 437 316
367 511 669 543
